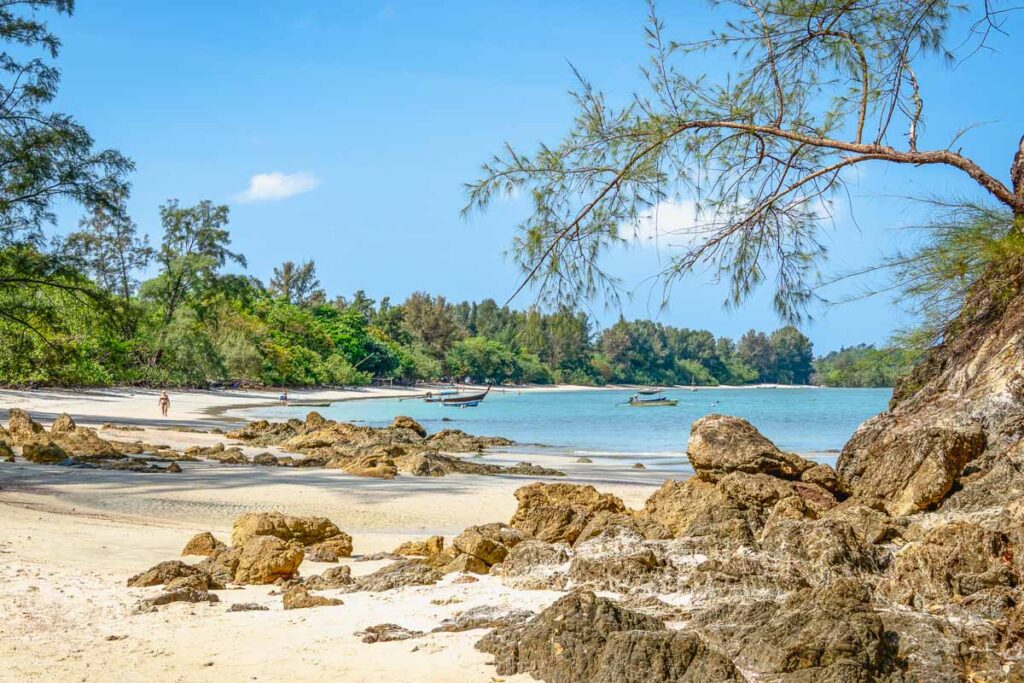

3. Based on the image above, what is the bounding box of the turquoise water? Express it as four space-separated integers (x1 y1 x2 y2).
239 388 890 461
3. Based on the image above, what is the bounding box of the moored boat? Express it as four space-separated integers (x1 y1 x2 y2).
627 394 678 407
440 385 490 407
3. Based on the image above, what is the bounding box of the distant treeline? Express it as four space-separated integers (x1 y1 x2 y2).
1 198 909 388
811 344 920 388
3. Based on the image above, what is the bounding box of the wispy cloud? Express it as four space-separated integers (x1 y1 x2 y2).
235 172 320 203
633 200 703 248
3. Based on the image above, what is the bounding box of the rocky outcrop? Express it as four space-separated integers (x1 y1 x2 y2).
509 483 626 544
231 512 347 548
346 559 442 592
433 605 535 633
476 591 743 683
837 267 1024 514
639 418 846 549
136 588 219 611
839 421 986 515
393 535 444 557
355 623 423 643
452 523 522 568
227 413 514 468
21 442 68 463
191 535 303 585
47 413 121 458
882 521 1018 608
304 566 352 590
181 532 227 557
327 452 398 479
7 408 46 444
691 579 896 681
282 586 343 610
392 450 565 478
491 540 572 590
686 414 811 481
391 416 426 438
127 560 214 588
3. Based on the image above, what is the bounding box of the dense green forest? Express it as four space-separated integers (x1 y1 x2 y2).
1 198 831 387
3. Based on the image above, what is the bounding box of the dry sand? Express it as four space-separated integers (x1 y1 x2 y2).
0 386 669 682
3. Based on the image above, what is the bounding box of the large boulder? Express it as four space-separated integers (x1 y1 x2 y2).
21 442 68 463
834 267 1024 514
304 535 354 562
282 586 343 610
640 473 836 547
49 413 77 434
476 590 742 683
453 523 522 567
127 560 211 588
509 483 626 544
181 532 227 557
232 535 304 584
393 535 444 557
231 512 345 547
327 452 398 479
686 414 810 481
7 408 45 444
838 420 986 515
391 415 427 438
42 413 119 458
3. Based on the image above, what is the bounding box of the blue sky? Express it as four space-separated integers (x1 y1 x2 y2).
47 1 1024 352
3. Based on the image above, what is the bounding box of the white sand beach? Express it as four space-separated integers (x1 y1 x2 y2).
0 386 664 682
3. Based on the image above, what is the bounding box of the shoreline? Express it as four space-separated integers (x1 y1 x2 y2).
0 382 831 429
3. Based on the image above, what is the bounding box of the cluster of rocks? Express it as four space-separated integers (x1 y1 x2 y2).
448 414 1024 682
127 511 357 611
225 412 564 479
1 409 182 472
2 409 563 480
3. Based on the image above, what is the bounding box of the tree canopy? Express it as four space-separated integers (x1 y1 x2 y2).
465 0 1024 328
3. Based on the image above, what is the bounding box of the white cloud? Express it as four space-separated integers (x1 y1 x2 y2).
632 200 706 249
235 172 320 203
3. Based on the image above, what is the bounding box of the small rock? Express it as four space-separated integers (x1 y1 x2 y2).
282 586 344 610
356 623 424 643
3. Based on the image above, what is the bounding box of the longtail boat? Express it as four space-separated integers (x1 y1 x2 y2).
628 393 678 407
423 389 459 403
636 387 665 396
441 385 490 407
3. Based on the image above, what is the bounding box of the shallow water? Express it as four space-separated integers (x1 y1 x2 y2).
238 387 890 469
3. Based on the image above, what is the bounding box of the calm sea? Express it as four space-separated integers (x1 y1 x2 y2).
237 388 890 466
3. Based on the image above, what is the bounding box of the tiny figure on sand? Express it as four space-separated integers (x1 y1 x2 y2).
158 390 170 417
279 389 288 405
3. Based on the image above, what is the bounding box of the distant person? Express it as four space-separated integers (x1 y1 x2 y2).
158 391 170 417
280 389 289 405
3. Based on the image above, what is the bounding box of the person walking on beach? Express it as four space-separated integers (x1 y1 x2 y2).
280 388 289 405
158 390 170 417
